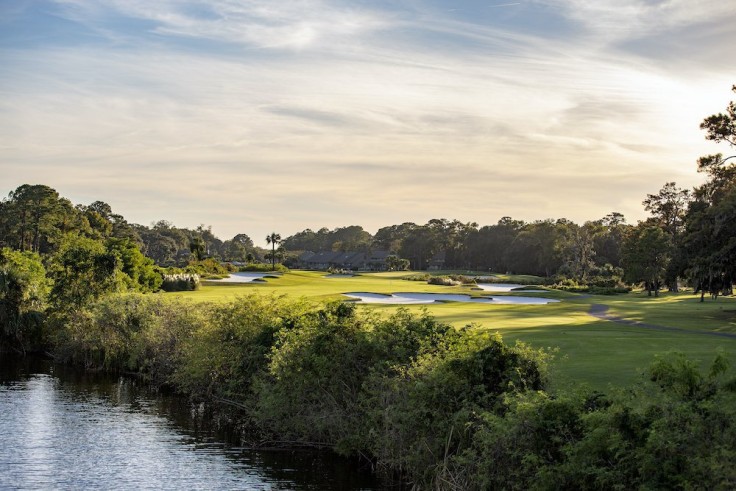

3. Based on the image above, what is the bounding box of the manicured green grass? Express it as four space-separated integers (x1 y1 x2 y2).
168 271 736 390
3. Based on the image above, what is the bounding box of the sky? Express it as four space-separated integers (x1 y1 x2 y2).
1 0 734 246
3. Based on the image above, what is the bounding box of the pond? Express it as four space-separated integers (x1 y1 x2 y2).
343 292 560 305
0 356 382 490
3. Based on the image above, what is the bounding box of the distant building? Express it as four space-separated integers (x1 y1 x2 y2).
297 250 392 271
428 251 446 270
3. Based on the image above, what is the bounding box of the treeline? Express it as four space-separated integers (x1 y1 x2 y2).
268 86 736 298
285 215 627 279
51 293 736 489
0 187 261 266
3 81 736 295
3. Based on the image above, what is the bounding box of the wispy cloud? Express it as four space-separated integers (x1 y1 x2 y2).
1 0 733 242
53 0 399 50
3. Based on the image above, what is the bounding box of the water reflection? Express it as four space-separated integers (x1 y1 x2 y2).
0 357 381 490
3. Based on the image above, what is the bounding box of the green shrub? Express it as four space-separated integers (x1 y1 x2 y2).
428 276 461 286
51 293 204 383
403 273 430 281
172 294 309 401
0 248 49 352
255 304 549 485
361 331 548 484
445 352 736 490
161 273 200 292
185 258 231 277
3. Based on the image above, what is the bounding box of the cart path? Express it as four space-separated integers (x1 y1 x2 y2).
588 304 736 339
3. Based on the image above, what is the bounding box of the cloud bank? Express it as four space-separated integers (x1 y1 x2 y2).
1 0 733 243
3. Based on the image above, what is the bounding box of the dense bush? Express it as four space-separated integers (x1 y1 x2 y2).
427 275 477 286
445 352 736 490
252 304 548 485
106 238 163 292
554 277 630 295
51 294 204 383
0 248 48 352
184 258 233 278
428 276 461 286
172 294 309 401
49 293 736 489
476 276 554 286
403 273 430 281
161 273 201 292
52 295 549 486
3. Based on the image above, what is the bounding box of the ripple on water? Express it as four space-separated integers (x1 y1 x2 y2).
0 360 380 490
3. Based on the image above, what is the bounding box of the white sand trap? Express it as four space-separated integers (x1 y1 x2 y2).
475 283 548 293
344 292 559 305
487 296 559 305
208 272 279 283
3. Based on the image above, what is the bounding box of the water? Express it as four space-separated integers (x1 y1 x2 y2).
0 356 382 490
344 292 560 305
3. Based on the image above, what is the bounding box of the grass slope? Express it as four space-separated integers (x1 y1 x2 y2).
169 271 736 390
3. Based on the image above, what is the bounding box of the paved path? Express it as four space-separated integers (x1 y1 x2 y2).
588 304 736 339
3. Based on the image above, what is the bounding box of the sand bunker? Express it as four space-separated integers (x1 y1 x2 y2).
208 272 278 283
344 292 559 305
475 283 548 293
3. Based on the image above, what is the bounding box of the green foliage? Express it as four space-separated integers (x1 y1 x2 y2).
554 275 630 295
52 294 204 381
427 275 477 286
445 352 736 490
0 248 48 351
282 225 372 253
256 301 377 447
403 273 430 281
49 234 119 311
172 294 309 401
265 232 282 271
106 238 163 292
183 258 233 278
189 236 206 261
683 84 736 300
48 235 161 312
622 224 671 296
360 332 547 484
255 305 547 484
428 275 462 286
1 184 76 253
385 254 410 271
37 284 736 488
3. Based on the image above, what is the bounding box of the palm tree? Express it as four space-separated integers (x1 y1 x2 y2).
266 232 282 271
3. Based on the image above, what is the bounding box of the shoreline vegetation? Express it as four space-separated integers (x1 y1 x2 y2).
41 291 736 489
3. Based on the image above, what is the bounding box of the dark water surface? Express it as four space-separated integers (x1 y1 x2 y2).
0 356 382 490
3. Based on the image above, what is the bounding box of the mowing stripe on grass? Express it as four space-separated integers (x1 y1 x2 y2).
589 304 736 339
